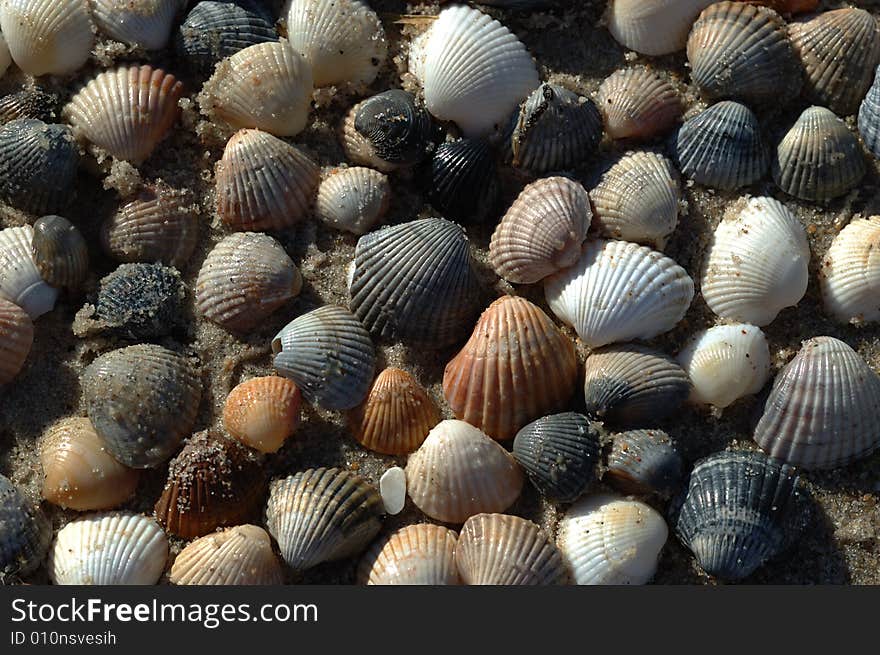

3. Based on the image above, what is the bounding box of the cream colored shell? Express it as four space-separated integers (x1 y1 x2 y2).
606 0 716 56
170 525 284 585
820 217 880 325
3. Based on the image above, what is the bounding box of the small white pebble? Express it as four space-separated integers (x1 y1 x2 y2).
380 466 406 515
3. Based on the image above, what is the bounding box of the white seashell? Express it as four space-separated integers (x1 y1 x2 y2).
701 196 809 326
315 166 391 235
607 0 716 56
0 29 11 78
819 217 880 325
380 466 406 515
0 226 59 320
89 0 180 50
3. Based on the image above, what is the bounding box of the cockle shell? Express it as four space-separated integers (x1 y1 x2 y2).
0 474 51 580
606 0 716 56
0 88 58 125
358 524 460 585
820 217 880 325
89 0 181 50
0 298 32 386
0 225 59 320
425 138 499 224
170 524 284 585
597 67 683 141
0 28 9 78
605 429 683 497
31 215 88 289
315 167 391 235
223 376 302 454
859 65 880 159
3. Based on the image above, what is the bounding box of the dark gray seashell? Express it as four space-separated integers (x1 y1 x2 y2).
605 429 684 497
425 138 499 223
0 88 58 124
859 65 880 159
31 215 88 288
0 474 51 581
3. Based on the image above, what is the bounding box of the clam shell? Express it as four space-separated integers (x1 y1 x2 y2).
0 88 59 124
265 467 384 571
272 305 376 411
405 420 524 524
605 429 683 497
442 295 578 440
607 0 716 56
0 28 9 78
47 512 168 585
544 239 694 348
0 474 51 580
315 166 391 235
358 524 460 585
596 67 683 141
753 336 880 469
489 176 591 284
31 215 88 288
0 298 32 385
859 65 880 159
0 225 59 320
90 0 180 50
455 513 569 585
223 376 302 454
820 217 880 325
701 196 809 325
170 524 284 585
424 138 499 224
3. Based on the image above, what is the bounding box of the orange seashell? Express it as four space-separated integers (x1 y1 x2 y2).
0 297 32 385
223 376 301 454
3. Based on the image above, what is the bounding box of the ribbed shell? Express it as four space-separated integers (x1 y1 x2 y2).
0 474 51 580
0 29 9 78
489 176 591 284
272 305 376 411
0 88 58 125
820 217 880 325
596 67 683 141
0 225 59 319
701 196 809 326
544 239 694 348
455 513 569 585
315 167 391 235
357 524 460 585
31 215 88 288
196 232 302 334
753 336 880 469
607 0 717 56
605 429 684 497
90 0 180 50
425 138 499 224
405 420 524 524
223 376 301 454
859 65 880 159
170 525 284 585
265 467 384 571
47 512 168 585
0 298 32 385
215 128 320 231
442 295 578 441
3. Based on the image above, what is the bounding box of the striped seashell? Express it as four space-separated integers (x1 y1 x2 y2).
606 0 716 56
605 429 683 497
405 420 524 524
597 67 683 141
544 239 694 348
0 225 59 320
358 524 460 585
0 88 58 124
31 215 88 289
820 217 880 325
859 65 880 159
89 0 181 50
0 474 51 580
223 376 301 454
747 0 817 13
424 138 499 224
170 525 284 585
315 167 391 235
443 295 578 440
0 298 32 385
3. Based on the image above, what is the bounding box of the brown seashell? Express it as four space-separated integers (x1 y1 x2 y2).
0 297 33 386
597 67 683 141
357 524 460 585
223 376 301 454
170 524 284 585
31 215 88 288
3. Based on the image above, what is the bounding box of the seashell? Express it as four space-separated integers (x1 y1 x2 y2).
0 0 94 76
358 524 460 585
283 0 387 88
170 524 284 585
0 474 51 580
590 150 681 250
408 4 539 137
701 196 809 325
216 128 320 231
40 417 139 511
747 0 818 14
223 376 301 454
605 429 683 497
405 420 524 524
82 344 201 469
31 215 88 289
772 106 866 203
557 493 668 585
315 166 391 235
155 431 267 539
47 512 168 585
503 83 603 174
272 305 376 411
424 138 499 224
672 101 768 190
0 225 59 319
606 0 716 56
196 232 302 334
687 2 802 108
0 298 32 385
89 0 180 50
753 336 880 469
677 323 771 408
790 8 880 117
442 295 578 441
670 450 810 580
349 217 482 348
582 344 691 427
489 176 591 284
63 65 183 164
0 88 59 124
347 367 440 456
379 467 406 515
455 513 569 585
0 29 9 78
820 217 880 325
859 66 880 159
198 39 313 137
596 67 683 141
544 239 694 348
511 412 601 503
0 119 79 215
266 467 384 571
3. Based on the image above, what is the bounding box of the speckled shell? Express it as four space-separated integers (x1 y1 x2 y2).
859 66 880 159
753 336 880 469
0 225 59 320
0 298 32 386
40 417 139 511
677 323 771 408
0 0 94 76
223 376 301 454
82 344 201 469
590 151 681 250
772 106 866 202
90 0 180 50
425 138 499 224
358 524 460 585
215 128 320 231
701 196 809 326
265 467 384 571
558 493 668 585
31 215 88 288
348 368 440 456
512 412 601 503
349 217 482 348
196 232 302 334
405 420 524 524
671 450 810 581
489 176 592 284
47 512 168 585
544 239 694 348
443 296 578 440
582 344 691 427
607 0 716 56
283 0 387 88
820 217 880 325
455 513 569 585
0 474 51 580
198 39 312 137
315 167 390 235
605 429 683 497
0 88 58 124
596 67 683 141
408 4 539 137
170 524 284 585
272 305 376 411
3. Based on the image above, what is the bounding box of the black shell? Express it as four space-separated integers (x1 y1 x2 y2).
424 138 499 223
0 474 51 581
0 88 58 125
605 429 683 497
31 216 89 288
352 90 434 167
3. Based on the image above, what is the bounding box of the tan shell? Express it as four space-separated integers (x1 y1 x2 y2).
607 0 716 56
0 297 33 386
315 166 391 235
223 376 302 454
169 524 284 585
820 217 880 325
357 524 460 585
597 67 683 140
